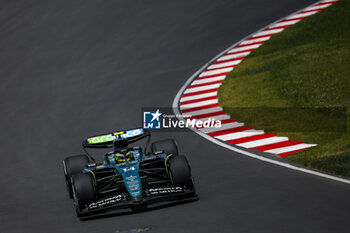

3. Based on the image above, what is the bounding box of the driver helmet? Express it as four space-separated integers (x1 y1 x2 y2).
114 152 135 163
114 153 126 163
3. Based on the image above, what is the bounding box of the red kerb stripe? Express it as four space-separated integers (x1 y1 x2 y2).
226 48 256 55
250 140 303 151
206 64 237 71
219 119 237 124
189 80 223 88
196 119 237 129
207 126 253 137
227 134 275 144
269 24 295 30
278 148 308 157
213 56 245 65
181 88 218 98
195 72 230 80
299 8 323 14
316 1 338 7
181 103 220 113
180 95 218 105
188 111 226 120
234 41 265 49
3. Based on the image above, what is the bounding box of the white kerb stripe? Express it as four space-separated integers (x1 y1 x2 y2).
183 106 223 117
253 28 284 37
319 0 336 3
269 19 300 28
237 136 289 148
228 44 261 53
303 4 331 12
218 52 250 61
180 91 217 102
320 0 337 3
200 122 244 133
215 130 265 141
265 143 317 154
199 67 233 77
286 11 317 20
184 83 222 94
240 36 271 45
197 114 230 122
180 99 218 109
191 76 226 85
207 59 242 70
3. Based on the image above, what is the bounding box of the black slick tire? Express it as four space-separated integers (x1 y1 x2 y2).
63 155 89 198
168 155 193 189
71 173 96 217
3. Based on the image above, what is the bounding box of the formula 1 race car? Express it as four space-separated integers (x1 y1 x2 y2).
62 128 197 217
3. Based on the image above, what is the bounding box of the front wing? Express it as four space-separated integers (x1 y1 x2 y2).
78 186 197 216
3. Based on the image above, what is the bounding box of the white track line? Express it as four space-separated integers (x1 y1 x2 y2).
173 0 350 185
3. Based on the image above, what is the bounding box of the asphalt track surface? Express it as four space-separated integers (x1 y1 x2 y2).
1 0 349 233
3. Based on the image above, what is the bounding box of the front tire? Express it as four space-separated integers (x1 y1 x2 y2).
168 155 193 189
71 173 96 216
63 155 89 198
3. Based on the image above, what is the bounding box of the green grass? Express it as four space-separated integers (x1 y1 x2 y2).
218 0 350 178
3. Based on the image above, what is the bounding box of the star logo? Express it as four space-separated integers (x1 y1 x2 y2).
143 109 162 129
150 109 162 122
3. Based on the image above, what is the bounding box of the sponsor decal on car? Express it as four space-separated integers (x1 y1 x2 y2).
88 134 114 144
148 187 183 195
88 129 144 144
125 128 143 138
124 175 140 191
88 195 125 209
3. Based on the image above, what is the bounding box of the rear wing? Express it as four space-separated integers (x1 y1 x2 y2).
82 128 150 148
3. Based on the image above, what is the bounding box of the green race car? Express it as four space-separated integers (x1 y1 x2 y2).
63 128 197 218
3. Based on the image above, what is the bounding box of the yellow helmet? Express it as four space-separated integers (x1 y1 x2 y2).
114 152 134 163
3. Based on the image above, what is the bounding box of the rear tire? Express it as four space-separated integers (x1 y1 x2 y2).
151 139 178 156
63 155 89 198
71 173 96 216
168 155 193 189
